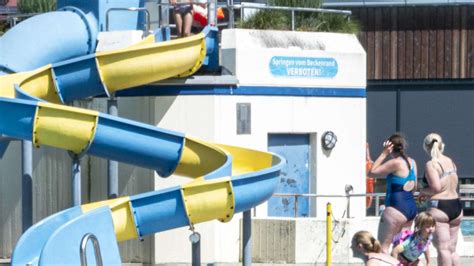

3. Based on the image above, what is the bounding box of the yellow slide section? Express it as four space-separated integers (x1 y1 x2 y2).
182 177 235 225
0 33 206 101
97 33 206 93
81 197 138 242
33 102 99 154
175 137 229 178
217 144 275 175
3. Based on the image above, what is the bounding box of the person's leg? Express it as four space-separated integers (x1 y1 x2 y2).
174 12 183 37
377 207 408 254
429 208 451 266
449 211 463 266
182 11 193 37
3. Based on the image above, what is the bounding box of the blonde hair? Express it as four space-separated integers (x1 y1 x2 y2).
352 231 382 253
423 133 444 161
414 212 436 231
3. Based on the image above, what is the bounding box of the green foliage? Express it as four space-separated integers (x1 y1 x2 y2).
239 0 359 34
17 0 56 14
0 21 8 36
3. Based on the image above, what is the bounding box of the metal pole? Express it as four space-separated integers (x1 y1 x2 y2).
107 95 118 199
291 10 295 31
396 87 401 131
72 155 81 206
240 4 243 26
228 0 234 28
21 140 33 232
375 195 380 216
242 210 251 266
160 0 170 27
208 0 217 26
294 195 298 217
326 202 332 266
190 232 201 266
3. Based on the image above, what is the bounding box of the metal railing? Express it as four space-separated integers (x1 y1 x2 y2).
272 192 410 218
273 188 474 218
222 1 352 30
0 13 39 28
152 0 352 32
80 233 103 266
105 7 151 32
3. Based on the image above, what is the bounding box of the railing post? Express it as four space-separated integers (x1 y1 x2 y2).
208 0 217 26
228 0 234 28
345 184 353 218
159 0 170 27
375 195 380 216
294 195 298 217
291 10 295 31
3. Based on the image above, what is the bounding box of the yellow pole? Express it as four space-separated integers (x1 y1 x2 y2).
326 202 332 266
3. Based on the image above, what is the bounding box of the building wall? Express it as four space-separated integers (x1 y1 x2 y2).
150 93 366 263
351 5 474 80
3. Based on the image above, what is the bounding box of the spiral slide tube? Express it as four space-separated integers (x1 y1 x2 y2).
0 8 98 75
0 17 284 266
1 97 284 265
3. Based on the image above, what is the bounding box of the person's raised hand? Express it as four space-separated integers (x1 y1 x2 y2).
382 140 393 156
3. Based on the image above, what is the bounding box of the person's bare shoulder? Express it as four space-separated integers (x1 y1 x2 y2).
367 253 399 265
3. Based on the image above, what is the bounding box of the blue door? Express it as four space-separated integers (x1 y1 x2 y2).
268 134 310 217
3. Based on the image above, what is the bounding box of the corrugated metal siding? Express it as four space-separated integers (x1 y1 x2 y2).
0 141 21 257
352 5 474 80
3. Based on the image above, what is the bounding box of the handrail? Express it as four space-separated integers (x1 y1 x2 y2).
225 2 352 30
105 7 151 32
80 233 103 266
153 1 351 32
273 190 474 218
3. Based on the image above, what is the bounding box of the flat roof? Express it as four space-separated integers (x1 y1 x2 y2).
323 0 474 7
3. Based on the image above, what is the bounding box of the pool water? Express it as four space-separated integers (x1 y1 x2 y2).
461 219 474 236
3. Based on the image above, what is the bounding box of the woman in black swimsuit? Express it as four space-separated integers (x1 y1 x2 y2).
420 133 463 266
352 231 400 265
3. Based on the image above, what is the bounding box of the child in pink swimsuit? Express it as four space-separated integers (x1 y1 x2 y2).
391 212 435 266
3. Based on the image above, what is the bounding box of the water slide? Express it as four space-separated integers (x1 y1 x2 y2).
0 11 284 266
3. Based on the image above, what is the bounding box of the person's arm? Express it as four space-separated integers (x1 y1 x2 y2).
391 243 404 259
420 161 441 196
424 249 430 265
368 140 397 178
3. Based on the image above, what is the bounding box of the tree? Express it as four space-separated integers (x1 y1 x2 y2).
240 0 359 34
17 0 56 14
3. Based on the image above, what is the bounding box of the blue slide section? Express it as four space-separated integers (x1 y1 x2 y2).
89 114 185 177
0 8 97 75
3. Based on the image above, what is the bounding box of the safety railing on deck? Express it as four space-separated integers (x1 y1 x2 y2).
272 185 474 218
152 0 351 33
223 1 352 30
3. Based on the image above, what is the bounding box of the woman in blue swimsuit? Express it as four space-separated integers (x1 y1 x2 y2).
420 133 463 266
369 133 418 254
